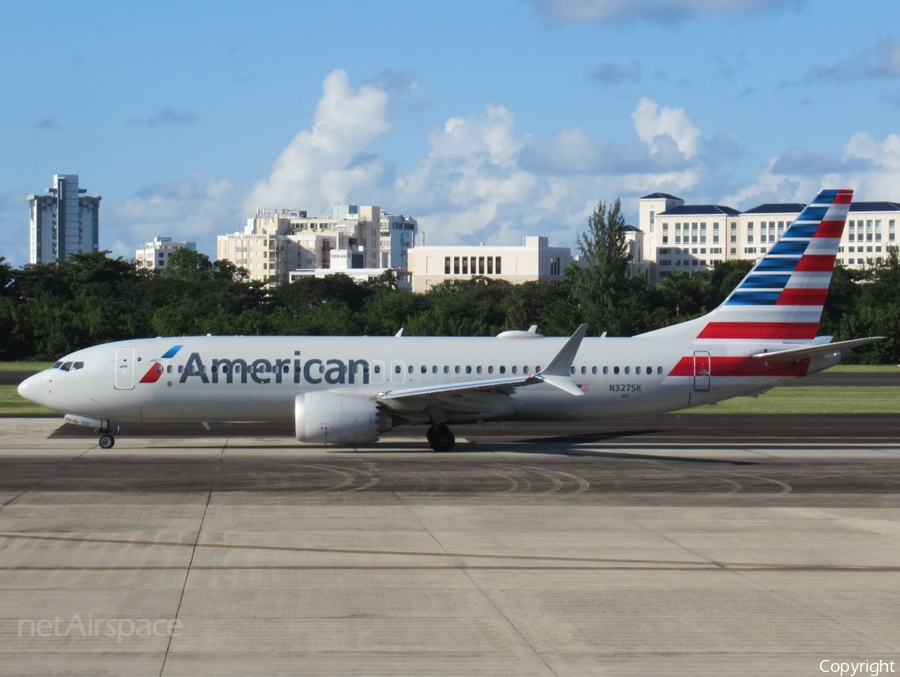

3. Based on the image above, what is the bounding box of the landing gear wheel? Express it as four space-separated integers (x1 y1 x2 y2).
99 434 115 449
427 424 455 452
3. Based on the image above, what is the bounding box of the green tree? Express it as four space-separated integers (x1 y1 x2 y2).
572 198 630 335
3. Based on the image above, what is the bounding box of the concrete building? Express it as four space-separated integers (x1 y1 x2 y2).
28 174 101 263
407 236 572 292
380 213 417 270
217 205 384 283
135 235 196 270
639 192 900 282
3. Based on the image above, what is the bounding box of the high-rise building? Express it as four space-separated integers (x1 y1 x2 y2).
380 213 417 270
28 174 101 263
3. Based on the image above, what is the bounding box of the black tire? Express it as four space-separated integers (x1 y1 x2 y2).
429 425 455 452
99 434 115 449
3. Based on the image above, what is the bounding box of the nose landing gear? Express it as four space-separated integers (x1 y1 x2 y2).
426 424 455 452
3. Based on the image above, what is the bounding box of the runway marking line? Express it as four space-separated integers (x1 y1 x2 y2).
1 532 898 572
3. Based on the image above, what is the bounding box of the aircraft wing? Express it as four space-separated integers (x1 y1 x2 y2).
751 336 884 363
378 324 589 406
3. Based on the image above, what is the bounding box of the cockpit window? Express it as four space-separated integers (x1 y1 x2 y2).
60 362 74 371
71 361 84 371
52 362 63 369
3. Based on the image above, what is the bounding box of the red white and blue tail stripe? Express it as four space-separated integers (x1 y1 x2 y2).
641 189 853 341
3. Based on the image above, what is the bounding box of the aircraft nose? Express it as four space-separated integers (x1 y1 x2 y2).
17 372 44 405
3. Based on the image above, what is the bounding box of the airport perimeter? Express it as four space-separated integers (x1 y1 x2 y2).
1 416 899 676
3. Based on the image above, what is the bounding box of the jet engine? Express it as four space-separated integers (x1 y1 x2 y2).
295 391 393 445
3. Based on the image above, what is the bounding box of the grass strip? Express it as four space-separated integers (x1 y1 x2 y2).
681 386 900 415
0 362 54 372
0 385 56 415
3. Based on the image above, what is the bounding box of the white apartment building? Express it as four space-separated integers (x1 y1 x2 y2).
28 174 101 263
135 235 196 270
217 205 383 283
639 193 900 283
407 236 572 292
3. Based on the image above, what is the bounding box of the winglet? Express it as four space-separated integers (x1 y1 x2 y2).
539 324 588 377
534 324 588 396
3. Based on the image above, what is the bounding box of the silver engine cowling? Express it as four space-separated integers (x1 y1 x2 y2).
295 391 393 445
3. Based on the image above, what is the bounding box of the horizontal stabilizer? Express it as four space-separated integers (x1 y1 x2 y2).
751 336 884 363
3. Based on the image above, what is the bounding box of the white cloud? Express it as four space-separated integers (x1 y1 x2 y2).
724 132 900 208
530 0 798 23
392 100 708 246
108 175 235 259
0 188 29 266
244 70 392 214
632 96 702 159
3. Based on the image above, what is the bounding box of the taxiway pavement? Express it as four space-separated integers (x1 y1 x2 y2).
1 416 898 676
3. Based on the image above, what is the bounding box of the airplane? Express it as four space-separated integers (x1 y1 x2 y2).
18 189 882 452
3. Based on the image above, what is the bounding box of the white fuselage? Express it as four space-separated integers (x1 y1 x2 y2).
21 334 841 425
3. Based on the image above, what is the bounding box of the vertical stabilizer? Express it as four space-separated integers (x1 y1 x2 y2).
640 189 853 341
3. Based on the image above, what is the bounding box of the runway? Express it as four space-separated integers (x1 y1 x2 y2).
1 417 899 675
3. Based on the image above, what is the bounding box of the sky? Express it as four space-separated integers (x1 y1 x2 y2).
1 0 899 267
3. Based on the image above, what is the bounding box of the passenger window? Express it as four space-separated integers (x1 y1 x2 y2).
636 367 641 375
487 366 493 374
374 365 381 374
421 365 427 374
455 366 460 374
466 366 472 374
625 366 630 375
614 366 620 375
581 366 586 375
592 367 597 375
657 366 663 375
178 365 184 373
512 366 518 374
499 366 506 374
570 366 575 375
603 366 608 375
408 365 413 374
444 366 449 373
476 366 482 374
523 366 529 374
432 366 438 374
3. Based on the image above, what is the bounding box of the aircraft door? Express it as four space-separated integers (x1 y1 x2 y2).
371 360 385 385
390 360 406 385
115 348 135 390
693 351 710 391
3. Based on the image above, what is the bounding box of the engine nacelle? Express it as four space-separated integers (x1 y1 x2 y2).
295 391 392 445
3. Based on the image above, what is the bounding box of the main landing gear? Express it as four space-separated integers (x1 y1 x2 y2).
426 424 455 452
98 424 116 449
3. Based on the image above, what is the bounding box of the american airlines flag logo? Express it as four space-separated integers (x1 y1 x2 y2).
579 383 590 393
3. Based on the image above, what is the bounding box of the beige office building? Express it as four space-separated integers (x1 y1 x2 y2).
407 236 572 292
